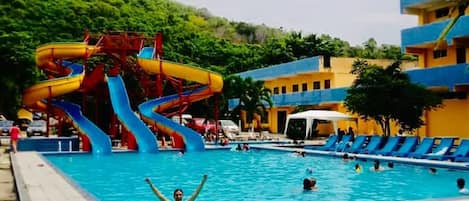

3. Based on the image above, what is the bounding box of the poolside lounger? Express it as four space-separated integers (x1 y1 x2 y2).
390 136 418 157
373 136 402 156
359 135 383 154
329 135 352 152
318 135 338 151
429 139 469 161
407 138 435 159
423 137 455 160
344 135 368 153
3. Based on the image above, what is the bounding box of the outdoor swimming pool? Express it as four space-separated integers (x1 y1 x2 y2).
45 149 468 201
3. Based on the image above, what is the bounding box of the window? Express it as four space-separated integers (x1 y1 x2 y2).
273 87 279 94
433 49 447 59
313 81 320 89
324 80 331 89
323 55 331 68
302 83 307 91
281 86 286 94
292 84 299 92
435 7 449 18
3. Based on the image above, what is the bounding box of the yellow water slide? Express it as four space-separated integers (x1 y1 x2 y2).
21 43 112 154
138 59 223 106
137 47 223 151
22 43 100 108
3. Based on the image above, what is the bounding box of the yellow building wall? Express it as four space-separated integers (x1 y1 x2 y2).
426 99 469 139
336 104 406 136
249 58 417 135
425 46 457 67
265 73 334 93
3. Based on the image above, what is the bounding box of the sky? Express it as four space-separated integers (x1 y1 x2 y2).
173 0 417 46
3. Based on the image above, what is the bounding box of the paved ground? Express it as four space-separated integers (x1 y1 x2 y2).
0 143 17 201
12 152 94 201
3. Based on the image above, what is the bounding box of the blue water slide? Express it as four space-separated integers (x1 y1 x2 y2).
139 88 206 152
106 75 158 153
51 100 112 154
62 60 84 75
137 47 205 152
43 61 111 154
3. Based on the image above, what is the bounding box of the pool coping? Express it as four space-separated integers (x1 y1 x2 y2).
11 152 96 201
251 144 469 171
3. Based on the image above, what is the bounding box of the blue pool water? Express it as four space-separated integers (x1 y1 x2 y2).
45 149 468 201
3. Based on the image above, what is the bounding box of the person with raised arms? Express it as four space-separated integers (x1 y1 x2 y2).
145 174 208 201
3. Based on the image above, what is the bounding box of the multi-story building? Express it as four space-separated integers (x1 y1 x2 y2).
229 56 416 136
229 1 469 139
401 0 469 138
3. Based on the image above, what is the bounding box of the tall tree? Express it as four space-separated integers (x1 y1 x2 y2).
344 59 442 136
225 76 273 132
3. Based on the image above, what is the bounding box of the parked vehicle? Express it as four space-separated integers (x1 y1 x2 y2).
187 118 221 135
26 120 47 137
171 114 193 125
218 120 241 138
186 118 207 134
0 120 13 136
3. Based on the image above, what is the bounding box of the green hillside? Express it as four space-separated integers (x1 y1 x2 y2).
0 0 410 118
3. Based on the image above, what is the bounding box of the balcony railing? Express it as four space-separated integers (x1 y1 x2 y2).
228 88 348 110
401 15 469 48
406 63 469 91
228 64 469 110
236 57 320 81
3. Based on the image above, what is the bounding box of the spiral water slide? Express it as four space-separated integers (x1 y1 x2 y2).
22 43 112 154
137 47 223 152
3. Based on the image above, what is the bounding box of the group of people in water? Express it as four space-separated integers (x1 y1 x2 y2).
301 152 469 195
144 144 467 200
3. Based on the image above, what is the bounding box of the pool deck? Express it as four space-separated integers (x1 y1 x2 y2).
11 152 95 201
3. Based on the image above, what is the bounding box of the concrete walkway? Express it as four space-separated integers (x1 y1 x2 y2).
0 144 16 201
12 152 94 201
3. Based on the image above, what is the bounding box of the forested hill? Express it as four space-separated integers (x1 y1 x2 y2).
0 0 411 117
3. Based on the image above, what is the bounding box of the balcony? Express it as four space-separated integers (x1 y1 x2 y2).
400 0 446 14
406 63 469 91
228 88 348 110
401 15 469 50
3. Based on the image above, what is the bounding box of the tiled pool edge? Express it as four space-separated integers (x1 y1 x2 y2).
252 144 469 171
11 152 95 201
37 153 98 201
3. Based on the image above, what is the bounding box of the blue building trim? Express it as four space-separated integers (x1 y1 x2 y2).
228 88 348 110
401 15 469 49
236 57 320 81
229 64 469 110
407 63 469 91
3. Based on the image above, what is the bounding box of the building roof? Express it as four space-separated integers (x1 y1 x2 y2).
288 110 356 121
236 56 320 81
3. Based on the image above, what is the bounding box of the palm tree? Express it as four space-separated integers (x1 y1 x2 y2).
435 0 469 49
238 77 273 133
223 75 273 133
